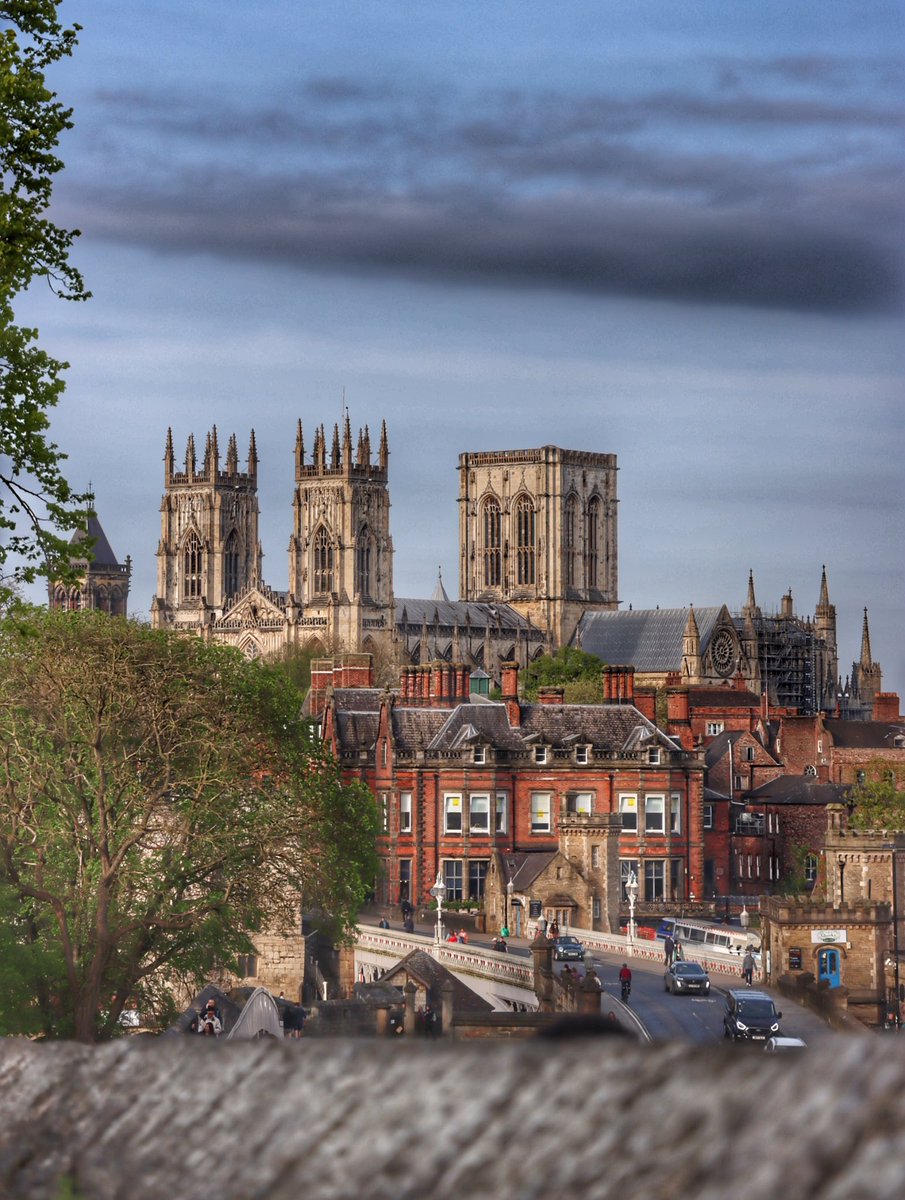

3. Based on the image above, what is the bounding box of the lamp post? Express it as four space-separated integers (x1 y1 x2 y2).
429 870 447 946
626 869 639 944
505 879 514 935
882 844 901 1031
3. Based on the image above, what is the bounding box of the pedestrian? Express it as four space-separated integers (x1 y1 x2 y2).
501 924 510 939
403 916 415 933
664 934 675 967
458 928 468 944
674 938 683 962
550 920 560 939
378 916 390 930
742 949 755 986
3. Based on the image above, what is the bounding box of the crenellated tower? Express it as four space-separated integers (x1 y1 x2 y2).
288 415 394 653
151 427 262 630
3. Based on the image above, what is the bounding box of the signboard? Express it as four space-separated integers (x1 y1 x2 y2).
811 929 847 944
529 900 543 918
789 947 803 970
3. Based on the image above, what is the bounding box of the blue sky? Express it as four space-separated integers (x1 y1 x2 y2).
14 0 905 700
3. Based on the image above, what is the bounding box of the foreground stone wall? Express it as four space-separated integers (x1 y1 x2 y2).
1 1037 904 1200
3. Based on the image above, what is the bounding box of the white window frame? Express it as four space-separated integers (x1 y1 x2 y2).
706 721 724 736
644 794 665 834
648 747 661 765
703 803 714 830
575 745 589 765
572 791 594 815
534 746 548 765
670 793 681 834
530 792 552 834
619 793 638 832
469 793 490 834
444 793 463 834
592 897 601 920
399 791 412 834
473 745 486 765
495 793 507 834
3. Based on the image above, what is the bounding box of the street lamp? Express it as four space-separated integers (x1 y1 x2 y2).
505 879 514 935
882 843 901 1031
626 869 639 944
429 869 447 946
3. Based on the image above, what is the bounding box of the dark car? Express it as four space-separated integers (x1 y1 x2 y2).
664 961 711 995
552 935 585 961
723 989 782 1042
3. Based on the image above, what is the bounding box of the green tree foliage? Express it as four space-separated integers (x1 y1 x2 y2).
0 609 378 1041
848 760 905 831
522 646 604 702
1 3 90 594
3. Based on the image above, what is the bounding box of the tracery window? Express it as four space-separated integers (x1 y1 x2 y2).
224 530 240 599
515 495 536 585
564 493 578 588
482 498 502 588
313 526 334 594
183 531 203 599
586 496 600 588
356 526 372 597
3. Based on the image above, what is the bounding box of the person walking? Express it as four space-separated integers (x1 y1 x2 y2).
742 949 756 986
664 934 675 967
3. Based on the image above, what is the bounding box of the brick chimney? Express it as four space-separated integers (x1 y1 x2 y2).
501 661 521 727
634 688 657 722
308 658 335 717
538 686 565 705
874 693 901 722
602 665 635 704
667 689 690 723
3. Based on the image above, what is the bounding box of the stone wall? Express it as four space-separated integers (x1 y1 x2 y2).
2 1038 903 1200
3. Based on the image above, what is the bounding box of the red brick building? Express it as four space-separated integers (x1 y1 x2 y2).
320 661 706 923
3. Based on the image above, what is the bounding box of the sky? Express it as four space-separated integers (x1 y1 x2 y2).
12 0 905 701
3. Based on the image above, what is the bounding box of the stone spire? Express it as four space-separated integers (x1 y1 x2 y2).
184 433 196 479
247 430 258 480
164 427 174 485
681 605 702 683
860 608 873 668
379 420 389 472
225 433 238 475
331 423 341 469
295 420 305 473
743 569 759 618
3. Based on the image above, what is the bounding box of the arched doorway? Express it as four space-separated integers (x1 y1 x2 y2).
817 946 841 989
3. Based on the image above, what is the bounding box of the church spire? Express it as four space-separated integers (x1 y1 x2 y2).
363 424 372 464
184 432 196 480
247 429 258 480
743 569 758 617
818 564 830 611
342 412 353 468
681 605 702 683
226 432 238 475
331 422 341 469
860 607 873 668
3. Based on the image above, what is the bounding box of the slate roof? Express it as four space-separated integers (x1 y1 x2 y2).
396 598 541 633
382 950 493 1014
685 686 761 709
824 720 905 750
334 711 380 751
332 688 383 713
425 704 526 753
500 851 559 892
68 514 121 567
575 607 723 671
744 776 850 806
520 703 669 752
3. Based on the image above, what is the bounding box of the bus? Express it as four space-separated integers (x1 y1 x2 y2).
655 917 760 957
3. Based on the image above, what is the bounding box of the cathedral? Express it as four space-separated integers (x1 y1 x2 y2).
51 413 883 719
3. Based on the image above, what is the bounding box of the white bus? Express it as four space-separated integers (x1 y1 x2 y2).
656 917 760 957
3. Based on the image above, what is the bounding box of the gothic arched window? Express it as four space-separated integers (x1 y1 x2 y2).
109 586 124 616
515 495 535 586
564 493 578 588
69 588 82 611
356 526 372 597
224 529 240 599
53 586 67 611
482 498 502 588
313 526 334 594
586 497 600 589
183 531 203 600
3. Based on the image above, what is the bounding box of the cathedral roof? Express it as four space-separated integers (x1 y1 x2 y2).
395 598 542 634
576 607 724 672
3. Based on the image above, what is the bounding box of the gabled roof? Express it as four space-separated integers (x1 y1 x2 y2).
744 776 849 806
382 950 493 1014
426 704 525 753
334 711 380 751
576 607 723 671
824 719 905 750
501 851 559 892
395 597 542 633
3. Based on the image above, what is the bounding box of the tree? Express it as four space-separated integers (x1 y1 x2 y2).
522 646 605 702
848 760 905 831
1 4 90 596
0 609 379 1041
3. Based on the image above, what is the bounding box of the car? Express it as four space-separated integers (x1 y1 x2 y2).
764 1036 807 1052
723 988 782 1042
552 935 585 961
664 961 711 995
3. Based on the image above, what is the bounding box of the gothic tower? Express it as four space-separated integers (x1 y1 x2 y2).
49 511 131 616
151 427 262 631
457 445 618 646
681 605 702 683
288 415 394 653
850 608 882 719
813 565 839 711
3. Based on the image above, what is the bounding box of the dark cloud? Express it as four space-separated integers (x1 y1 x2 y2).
71 71 903 313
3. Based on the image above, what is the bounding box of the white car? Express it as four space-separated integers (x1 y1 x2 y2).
764 1036 807 1052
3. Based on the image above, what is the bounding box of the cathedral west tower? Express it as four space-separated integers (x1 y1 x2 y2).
288 416 395 655
458 445 618 646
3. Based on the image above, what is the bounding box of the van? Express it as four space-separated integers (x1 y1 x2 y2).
723 989 782 1042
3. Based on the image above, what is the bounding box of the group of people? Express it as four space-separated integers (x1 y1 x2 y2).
189 998 222 1036
663 935 685 967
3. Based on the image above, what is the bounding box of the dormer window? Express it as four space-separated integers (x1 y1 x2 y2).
648 748 660 765
576 745 589 765
473 746 486 765
534 746 547 765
